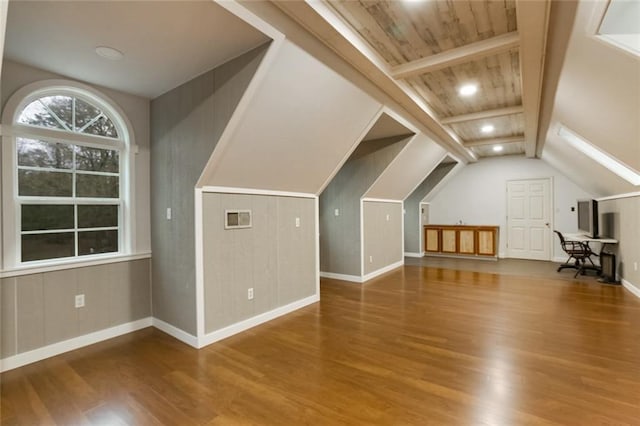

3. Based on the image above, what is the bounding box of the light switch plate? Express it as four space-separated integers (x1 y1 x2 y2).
75 294 85 308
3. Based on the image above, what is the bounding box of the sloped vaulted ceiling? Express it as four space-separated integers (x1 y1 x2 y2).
199 38 382 194
540 0 640 196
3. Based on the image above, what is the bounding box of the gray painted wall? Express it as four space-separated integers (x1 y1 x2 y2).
362 201 403 275
1 259 150 359
150 44 268 335
320 136 410 276
404 162 457 253
202 193 316 333
598 196 640 293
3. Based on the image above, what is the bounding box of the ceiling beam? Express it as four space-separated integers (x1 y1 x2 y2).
517 0 552 157
440 106 524 125
391 32 521 80
464 136 524 147
535 0 579 157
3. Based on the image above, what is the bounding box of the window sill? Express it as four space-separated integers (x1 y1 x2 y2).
0 252 152 278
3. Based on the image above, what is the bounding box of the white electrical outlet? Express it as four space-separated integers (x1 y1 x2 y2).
386 214 390 221
248 288 254 300
166 207 172 220
295 217 300 227
634 262 638 272
75 294 85 308
369 256 373 263
334 209 340 216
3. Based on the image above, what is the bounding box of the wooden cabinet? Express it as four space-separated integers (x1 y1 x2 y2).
424 225 498 258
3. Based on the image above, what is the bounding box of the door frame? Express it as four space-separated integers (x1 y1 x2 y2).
506 177 554 260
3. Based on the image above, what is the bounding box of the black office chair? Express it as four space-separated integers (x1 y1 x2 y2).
554 230 597 277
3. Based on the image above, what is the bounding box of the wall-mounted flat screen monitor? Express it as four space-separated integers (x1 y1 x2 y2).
577 199 598 238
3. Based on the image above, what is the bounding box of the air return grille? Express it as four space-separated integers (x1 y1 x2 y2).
225 210 252 229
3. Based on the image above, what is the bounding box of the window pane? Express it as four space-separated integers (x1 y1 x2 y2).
74 97 101 130
17 100 65 130
22 205 74 231
78 230 118 256
83 115 118 139
76 174 119 198
18 170 72 197
78 205 118 228
75 146 119 173
17 138 73 169
39 96 73 130
22 232 74 262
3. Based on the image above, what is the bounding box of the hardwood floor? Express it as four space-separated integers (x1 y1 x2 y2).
2 264 640 425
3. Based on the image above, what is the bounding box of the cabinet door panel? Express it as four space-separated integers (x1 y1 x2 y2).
425 229 440 252
478 230 496 255
442 229 457 253
459 230 475 254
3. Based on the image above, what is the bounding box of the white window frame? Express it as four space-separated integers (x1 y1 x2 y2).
1 80 136 269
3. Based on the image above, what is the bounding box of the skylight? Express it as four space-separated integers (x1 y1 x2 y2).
597 0 640 57
558 125 640 186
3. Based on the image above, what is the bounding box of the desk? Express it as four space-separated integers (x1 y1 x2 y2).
564 234 618 251
563 234 618 280
564 234 617 244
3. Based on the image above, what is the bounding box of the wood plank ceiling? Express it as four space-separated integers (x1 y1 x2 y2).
326 0 530 158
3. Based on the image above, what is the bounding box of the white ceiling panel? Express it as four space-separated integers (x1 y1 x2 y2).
4 1 269 98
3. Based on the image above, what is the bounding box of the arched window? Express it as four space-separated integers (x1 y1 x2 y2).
2 81 133 265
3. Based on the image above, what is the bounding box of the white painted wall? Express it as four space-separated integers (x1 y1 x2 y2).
428 157 595 259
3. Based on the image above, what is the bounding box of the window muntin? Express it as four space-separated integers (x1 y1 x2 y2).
15 95 123 263
18 95 119 139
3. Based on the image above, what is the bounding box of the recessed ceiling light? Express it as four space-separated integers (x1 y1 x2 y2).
481 124 495 134
493 145 503 152
458 84 478 97
95 46 124 61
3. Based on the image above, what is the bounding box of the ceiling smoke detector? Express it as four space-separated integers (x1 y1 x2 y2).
95 46 124 61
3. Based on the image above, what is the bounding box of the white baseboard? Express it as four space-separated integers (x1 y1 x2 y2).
320 271 362 283
622 278 640 299
198 294 319 348
404 252 424 258
553 256 568 263
152 318 198 348
362 260 404 282
0 317 152 373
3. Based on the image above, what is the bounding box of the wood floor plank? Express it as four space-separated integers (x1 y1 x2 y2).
2 263 640 425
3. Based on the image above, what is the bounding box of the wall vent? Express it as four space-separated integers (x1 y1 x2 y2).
225 210 252 229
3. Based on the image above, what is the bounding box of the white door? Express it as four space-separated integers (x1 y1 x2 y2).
507 179 552 260
419 203 429 252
